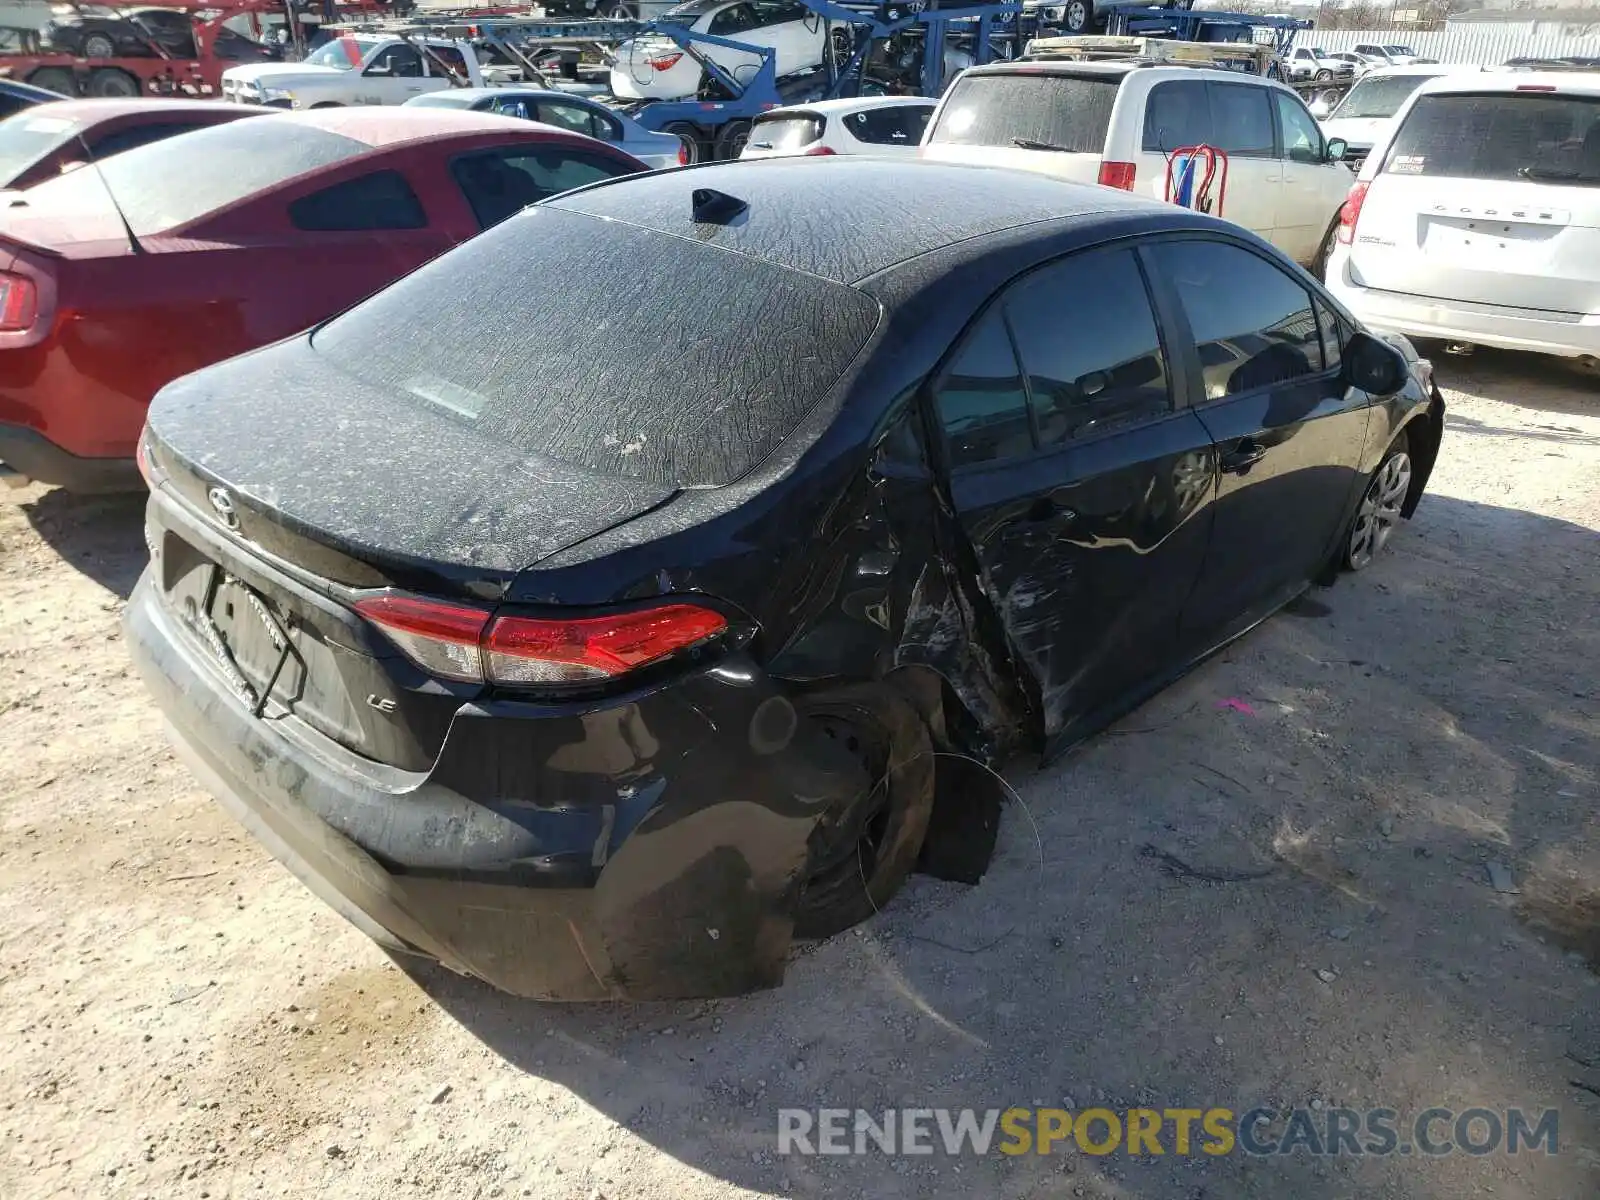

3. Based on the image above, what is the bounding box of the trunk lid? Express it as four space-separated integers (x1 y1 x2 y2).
1352 88 1600 314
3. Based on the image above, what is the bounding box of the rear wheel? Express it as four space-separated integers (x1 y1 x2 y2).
1311 213 1340 279
1314 68 1334 82
83 32 117 58
1344 439 1413 571
26 67 76 96
714 119 752 161
86 68 140 98
1062 0 1092 32
660 120 702 164
793 684 935 940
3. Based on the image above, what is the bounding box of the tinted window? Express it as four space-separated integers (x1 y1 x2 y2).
535 100 618 141
928 72 1118 153
1149 241 1323 399
1275 92 1323 162
92 120 211 159
708 3 759 34
1315 297 1346 374
1385 92 1600 184
750 114 822 151
289 170 426 231
310 206 879 487
19 118 372 236
1142 79 1211 152
367 44 422 76
933 309 1032 468
1006 249 1169 444
1209 82 1274 156
427 46 469 78
844 105 932 145
452 147 636 229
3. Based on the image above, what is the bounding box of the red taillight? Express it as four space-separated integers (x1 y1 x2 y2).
676 139 689 166
0 272 36 332
1337 180 1370 245
803 144 836 156
354 595 727 686
1097 160 1136 190
649 52 682 71
135 430 153 488
486 605 727 684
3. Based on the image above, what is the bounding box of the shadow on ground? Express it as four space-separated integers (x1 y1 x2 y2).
18 486 146 599
397 491 1599 1200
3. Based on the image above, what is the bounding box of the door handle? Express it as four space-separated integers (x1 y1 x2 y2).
1219 439 1267 474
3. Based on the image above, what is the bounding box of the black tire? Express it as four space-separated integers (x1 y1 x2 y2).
660 120 702 164
26 67 76 97
83 32 118 58
1311 213 1340 279
1342 436 1414 572
1314 68 1334 82
86 68 140 98
1062 0 1092 33
793 684 935 940
713 119 752 161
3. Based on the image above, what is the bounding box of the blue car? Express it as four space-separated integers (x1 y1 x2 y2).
406 87 691 168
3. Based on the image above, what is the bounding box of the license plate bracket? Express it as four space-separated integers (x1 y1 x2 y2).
198 566 301 718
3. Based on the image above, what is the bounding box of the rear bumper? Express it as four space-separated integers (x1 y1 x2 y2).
124 571 863 1001
0 422 141 493
1329 258 1600 359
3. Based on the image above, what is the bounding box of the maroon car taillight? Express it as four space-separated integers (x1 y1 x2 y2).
353 594 728 686
0 271 37 332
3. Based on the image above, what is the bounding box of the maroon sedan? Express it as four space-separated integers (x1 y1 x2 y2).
0 107 646 491
0 99 264 191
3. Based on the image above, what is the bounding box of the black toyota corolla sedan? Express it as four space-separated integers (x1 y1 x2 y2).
126 159 1444 1001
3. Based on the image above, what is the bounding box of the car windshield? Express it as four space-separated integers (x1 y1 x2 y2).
1385 91 1600 183
1331 72 1440 119
1384 45 1415 55
304 36 371 69
309 206 881 488
0 110 80 184
19 117 373 234
750 114 821 150
927 71 1119 152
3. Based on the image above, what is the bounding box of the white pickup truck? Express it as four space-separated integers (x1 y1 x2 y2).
221 34 521 109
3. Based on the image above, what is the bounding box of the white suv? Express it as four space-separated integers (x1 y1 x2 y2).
921 61 1355 269
1327 71 1600 363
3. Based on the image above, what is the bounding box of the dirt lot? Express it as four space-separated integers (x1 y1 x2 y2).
1 347 1597 1200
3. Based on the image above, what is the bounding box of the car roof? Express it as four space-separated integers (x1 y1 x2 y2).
548 157 1184 285
15 98 238 121
1360 64 1458 77
758 96 937 117
416 86 595 103
965 60 1136 79
275 105 536 146
1417 69 1600 96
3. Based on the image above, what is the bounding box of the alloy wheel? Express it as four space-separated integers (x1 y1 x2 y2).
1064 0 1090 31
1347 450 1411 570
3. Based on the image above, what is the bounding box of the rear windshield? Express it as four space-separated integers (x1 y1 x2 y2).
0 111 79 184
750 115 822 151
1385 91 1600 184
1332 72 1439 119
927 72 1118 152
19 118 373 234
310 206 881 488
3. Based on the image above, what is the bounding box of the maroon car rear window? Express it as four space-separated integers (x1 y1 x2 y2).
20 118 372 235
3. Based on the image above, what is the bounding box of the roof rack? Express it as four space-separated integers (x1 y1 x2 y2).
1023 34 1276 75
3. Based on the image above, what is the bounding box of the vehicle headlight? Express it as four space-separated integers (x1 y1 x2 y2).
261 86 295 106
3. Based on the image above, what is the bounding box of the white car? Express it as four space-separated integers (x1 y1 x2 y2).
1316 65 1456 173
1286 46 1355 83
221 35 488 108
741 96 936 158
921 61 1355 269
1352 43 1426 67
1326 71 1600 363
610 0 824 101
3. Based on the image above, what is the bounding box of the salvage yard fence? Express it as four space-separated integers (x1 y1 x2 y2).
1288 27 1600 65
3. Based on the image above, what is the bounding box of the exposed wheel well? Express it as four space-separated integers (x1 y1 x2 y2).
1400 392 1444 517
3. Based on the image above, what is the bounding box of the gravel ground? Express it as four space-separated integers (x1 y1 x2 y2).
1 346 1596 1200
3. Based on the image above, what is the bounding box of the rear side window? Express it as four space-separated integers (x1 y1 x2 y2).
1209 83 1275 156
289 170 426 231
1384 92 1600 184
535 100 621 142
310 206 880 488
91 120 211 159
1006 249 1170 444
751 114 823 151
18 118 373 235
844 105 932 146
927 72 1119 152
1146 240 1323 400
451 146 639 230
1143 79 1211 152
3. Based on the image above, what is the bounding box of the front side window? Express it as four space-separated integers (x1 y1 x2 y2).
932 308 1032 469
1209 83 1275 156
1384 92 1600 184
289 170 426 231
708 3 759 34
1275 91 1324 163
1005 249 1170 445
535 100 619 141
451 146 638 229
1142 79 1210 152
1146 240 1324 400
366 44 422 77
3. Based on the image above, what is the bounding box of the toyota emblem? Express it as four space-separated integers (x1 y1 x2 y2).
207 486 239 530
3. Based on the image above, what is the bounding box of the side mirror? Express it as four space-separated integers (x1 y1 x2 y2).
1344 330 1410 395
1325 136 1347 161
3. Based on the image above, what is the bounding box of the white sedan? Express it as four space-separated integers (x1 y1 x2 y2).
740 96 936 159
610 0 825 101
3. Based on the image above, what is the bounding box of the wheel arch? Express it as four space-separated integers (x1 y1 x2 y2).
1399 385 1445 518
